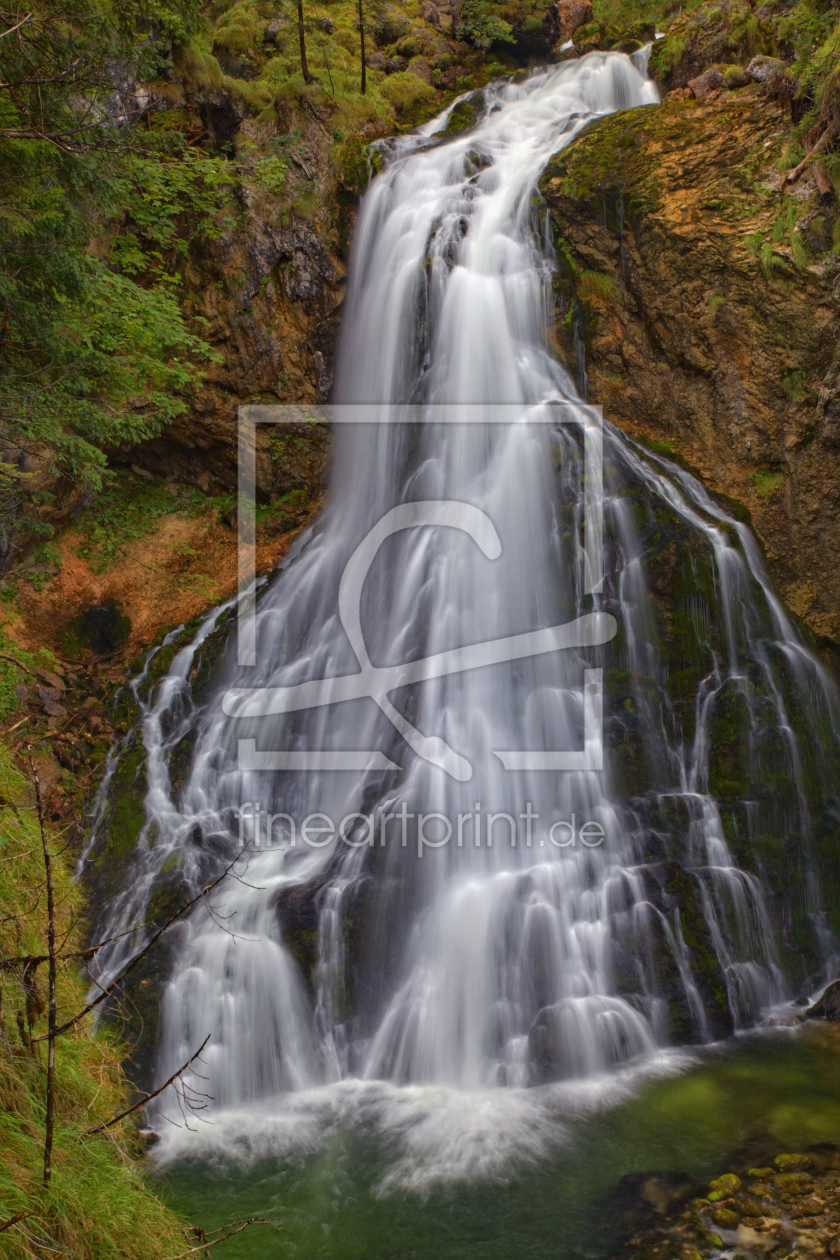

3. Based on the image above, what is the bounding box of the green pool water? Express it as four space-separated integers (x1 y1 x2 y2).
153 1024 840 1260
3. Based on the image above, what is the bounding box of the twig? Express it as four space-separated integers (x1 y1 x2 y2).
32 848 252 1042
0 652 38 677
0 12 33 38
86 1035 211 1134
28 748 56 1187
0 1212 31 1234
170 1219 279 1259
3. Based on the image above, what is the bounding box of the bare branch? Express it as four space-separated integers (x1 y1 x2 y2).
170 1219 280 1259
0 1212 31 1234
32 847 253 1042
0 12 33 38
85 1034 211 1135
0 652 38 676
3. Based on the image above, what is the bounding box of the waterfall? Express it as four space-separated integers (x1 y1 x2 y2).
86 52 840 1163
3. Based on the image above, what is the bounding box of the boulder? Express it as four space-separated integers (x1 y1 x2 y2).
748 53 788 81
551 0 593 41
688 67 727 97
365 51 407 72
687 64 749 95
420 0 441 27
808 980 840 1022
264 16 289 44
407 55 434 83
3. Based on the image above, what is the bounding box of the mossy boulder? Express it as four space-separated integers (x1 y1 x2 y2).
648 0 774 92
443 89 484 135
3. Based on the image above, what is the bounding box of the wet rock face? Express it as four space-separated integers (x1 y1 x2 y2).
808 980 840 1022
540 91 840 647
551 0 594 42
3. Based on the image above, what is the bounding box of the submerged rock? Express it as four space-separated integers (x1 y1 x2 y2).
607 1150 840 1258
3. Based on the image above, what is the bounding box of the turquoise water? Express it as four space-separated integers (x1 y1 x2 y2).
154 1025 840 1260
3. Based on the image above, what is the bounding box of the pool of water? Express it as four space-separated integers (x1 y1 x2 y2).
153 1023 840 1260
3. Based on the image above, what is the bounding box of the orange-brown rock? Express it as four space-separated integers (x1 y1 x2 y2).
540 89 840 645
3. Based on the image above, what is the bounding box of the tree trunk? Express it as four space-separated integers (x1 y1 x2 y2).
29 751 56 1188
359 0 366 95
298 0 313 83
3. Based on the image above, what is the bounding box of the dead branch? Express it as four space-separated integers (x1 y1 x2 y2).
0 652 38 677
85 1034 211 1135
170 1218 280 1259
0 12 33 38
0 1212 31 1234
786 127 835 184
32 847 252 1043
28 748 56 1187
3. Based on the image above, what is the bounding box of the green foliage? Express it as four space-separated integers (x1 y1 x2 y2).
781 368 807 400
790 229 807 266
750 469 785 496
0 0 218 545
252 153 290 193
212 0 264 56
648 34 685 77
759 239 790 278
458 0 514 48
112 148 236 278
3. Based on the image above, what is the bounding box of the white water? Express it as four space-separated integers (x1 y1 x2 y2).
86 53 840 1180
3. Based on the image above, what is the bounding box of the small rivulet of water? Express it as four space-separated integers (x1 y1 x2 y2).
86 50 840 1183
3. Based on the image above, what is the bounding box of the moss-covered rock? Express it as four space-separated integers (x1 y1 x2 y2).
648 0 775 92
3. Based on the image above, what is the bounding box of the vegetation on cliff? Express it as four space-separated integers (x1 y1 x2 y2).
0 741 186 1258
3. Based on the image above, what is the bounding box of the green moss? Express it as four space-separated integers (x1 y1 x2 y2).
577 269 619 302
709 1172 742 1195
648 33 685 77
444 91 483 135
750 469 784 497
776 1153 812 1172
381 71 437 114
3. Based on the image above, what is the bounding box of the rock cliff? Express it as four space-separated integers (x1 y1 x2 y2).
541 87 840 646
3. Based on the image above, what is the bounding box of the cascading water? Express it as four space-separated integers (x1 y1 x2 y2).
86 50 840 1174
